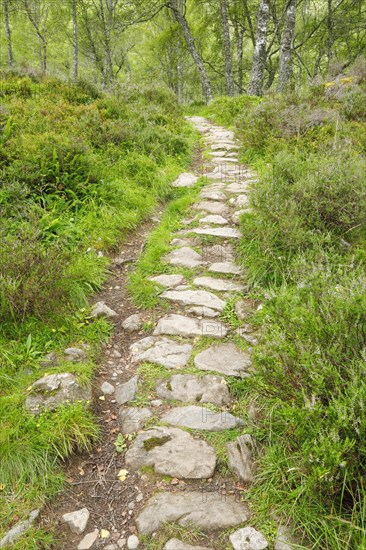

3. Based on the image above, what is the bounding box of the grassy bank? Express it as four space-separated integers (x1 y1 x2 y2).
202 65 366 548
0 71 194 547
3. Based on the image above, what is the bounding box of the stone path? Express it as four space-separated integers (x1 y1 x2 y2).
31 116 298 549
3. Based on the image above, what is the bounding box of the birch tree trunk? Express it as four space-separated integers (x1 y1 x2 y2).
3 0 14 67
247 0 270 96
327 0 333 70
72 0 78 82
220 0 234 96
176 0 184 104
168 0 213 104
277 0 296 93
23 0 48 74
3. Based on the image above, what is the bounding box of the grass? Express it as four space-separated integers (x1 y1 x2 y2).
200 63 366 547
0 71 195 543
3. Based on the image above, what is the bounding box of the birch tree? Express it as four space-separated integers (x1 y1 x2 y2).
3 0 14 66
277 0 297 92
247 0 270 96
168 0 213 104
220 0 234 96
71 0 78 81
22 0 49 73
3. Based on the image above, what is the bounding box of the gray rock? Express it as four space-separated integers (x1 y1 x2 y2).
230 527 269 550
193 276 245 293
166 247 203 268
125 426 216 479
136 491 249 535
202 243 235 262
226 183 249 194
209 262 242 275
115 376 138 405
64 347 87 362
153 314 228 339
236 194 249 207
25 373 91 415
227 435 256 482
77 529 99 550
274 526 298 550
232 210 246 225
161 289 226 312
62 507 90 534
119 407 152 434
211 142 238 151
122 313 144 332
91 301 117 319
164 540 214 550
194 343 251 377
101 381 115 395
172 173 198 188
236 329 259 346
199 214 228 225
161 405 244 431
127 534 140 549
130 337 193 369
156 374 230 406
104 545 118 550
191 227 241 239
149 274 185 288
193 201 229 216
235 300 253 321
170 238 197 247
117 538 127 548
199 191 227 201
150 399 163 407
186 306 219 318
0 509 40 548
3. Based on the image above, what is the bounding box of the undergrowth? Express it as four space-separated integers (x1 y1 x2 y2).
0 71 194 543
203 62 366 548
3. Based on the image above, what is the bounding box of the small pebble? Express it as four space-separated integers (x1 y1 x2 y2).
127 535 139 549
117 540 127 549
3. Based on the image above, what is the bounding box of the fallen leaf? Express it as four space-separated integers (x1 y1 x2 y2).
117 469 128 481
100 529 110 539
99 395 105 401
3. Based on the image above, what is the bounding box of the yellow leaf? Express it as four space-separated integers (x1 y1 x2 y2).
0 484 5 491
99 395 105 401
100 529 110 539
117 469 128 481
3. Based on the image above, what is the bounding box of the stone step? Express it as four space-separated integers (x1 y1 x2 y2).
153 314 228 339
164 540 214 550
136 491 249 535
193 201 230 216
160 289 226 312
193 276 245 292
194 343 251 377
156 374 231 406
190 227 241 239
125 426 216 479
172 172 198 188
130 337 193 369
199 214 228 225
208 261 242 275
161 405 244 431
165 246 203 268
199 190 227 201
148 274 185 288
119 407 152 434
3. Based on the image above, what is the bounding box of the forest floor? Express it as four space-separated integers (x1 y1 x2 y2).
38 117 295 550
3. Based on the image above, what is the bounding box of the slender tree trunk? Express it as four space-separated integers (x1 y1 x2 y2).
39 35 47 73
277 0 296 92
247 0 270 96
220 0 234 96
72 0 78 82
3 0 14 66
176 0 184 104
237 26 245 94
168 0 213 104
327 0 333 70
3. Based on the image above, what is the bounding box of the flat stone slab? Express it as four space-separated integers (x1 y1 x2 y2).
164 540 214 550
172 172 198 188
161 405 244 431
211 142 238 151
193 201 229 216
194 343 251 377
199 191 227 202
186 306 219 318
230 527 269 550
0 510 40 549
191 227 241 239
156 374 231 406
199 215 228 225
153 314 228 339
202 243 235 262
115 376 138 405
125 426 216 479
119 407 152 434
149 274 185 288
227 434 256 483
91 301 117 318
226 182 249 193
160 289 226 312
130 337 193 369
193 276 245 292
25 373 91 415
136 491 249 535
166 247 203 268
209 261 242 275
236 194 249 207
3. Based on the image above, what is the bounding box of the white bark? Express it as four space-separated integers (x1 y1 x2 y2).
72 0 78 82
247 0 270 97
277 0 296 92
3 0 14 66
220 0 234 96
